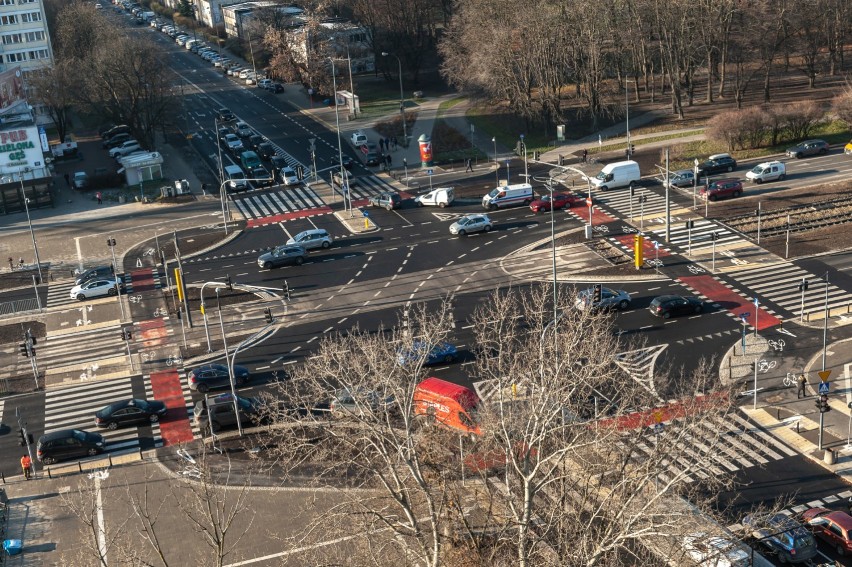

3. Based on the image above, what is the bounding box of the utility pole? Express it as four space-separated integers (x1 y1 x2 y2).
664 149 671 243
174 231 193 328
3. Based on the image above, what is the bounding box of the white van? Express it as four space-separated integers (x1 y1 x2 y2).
482 183 533 209
745 160 786 184
415 187 454 208
586 160 641 191
224 164 247 192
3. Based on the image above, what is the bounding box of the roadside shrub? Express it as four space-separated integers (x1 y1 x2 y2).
707 109 760 151
779 100 823 140
831 89 852 129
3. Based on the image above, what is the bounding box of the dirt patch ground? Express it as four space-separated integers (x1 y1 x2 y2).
0 321 45 345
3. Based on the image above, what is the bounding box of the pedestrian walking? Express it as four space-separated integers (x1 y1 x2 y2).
18 257 24 269
465 158 473 172
385 154 392 167
8 257 13 271
797 374 808 398
385 137 391 152
96 191 102 205
20 454 32 480
63 172 70 187
582 149 588 163
392 136 398 150
379 138 385 153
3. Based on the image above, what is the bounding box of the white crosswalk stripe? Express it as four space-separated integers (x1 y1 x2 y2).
232 186 326 220
347 175 399 200
648 219 742 254
45 279 81 309
723 262 851 319
38 326 128 372
594 188 671 219
43 376 160 453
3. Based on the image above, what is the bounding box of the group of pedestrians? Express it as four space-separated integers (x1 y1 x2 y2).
378 137 398 153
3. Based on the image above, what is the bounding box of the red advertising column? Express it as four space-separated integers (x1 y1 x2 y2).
418 134 433 168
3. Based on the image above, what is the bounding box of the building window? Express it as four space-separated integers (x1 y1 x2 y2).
28 49 47 60
0 0 14 6
6 52 26 62
2 33 22 45
0 15 18 25
21 12 41 23
18 0 38 4
24 31 44 42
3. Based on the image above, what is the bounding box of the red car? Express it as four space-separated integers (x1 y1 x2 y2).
700 178 743 201
529 193 582 213
801 507 852 555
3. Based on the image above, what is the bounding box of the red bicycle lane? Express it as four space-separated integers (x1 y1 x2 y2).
678 274 782 331
128 267 194 446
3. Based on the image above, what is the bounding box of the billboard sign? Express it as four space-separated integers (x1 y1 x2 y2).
0 67 26 116
0 126 46 171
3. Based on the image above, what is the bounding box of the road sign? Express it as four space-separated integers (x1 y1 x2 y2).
586 197 593 207
653 241 660 250
740 312 750 319
426 168 433 176
653 423 664 434
362 209 370 217
818 369 831 382
819 381 830 395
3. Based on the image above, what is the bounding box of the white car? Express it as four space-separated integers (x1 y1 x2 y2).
350 131 368 146
70 278 124 301
449 214 493 236
109 140 141 159
682 533 749 567
280 166 300 185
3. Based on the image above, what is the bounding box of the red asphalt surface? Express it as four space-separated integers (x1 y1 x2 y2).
246 206 333 228
568 204 617 225
149 369 194 445
596 391 730 430
129 268 157 292
612 234 672 258
679 275 782 330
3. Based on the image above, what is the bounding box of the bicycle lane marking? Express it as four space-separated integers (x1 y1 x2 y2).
149 369 194 445
678 274 782 331
565 204 617 226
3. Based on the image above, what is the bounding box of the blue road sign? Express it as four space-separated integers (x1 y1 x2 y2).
740 312 750 320
819 381 830 395
653 241 660 250
653 423 664 434
362 209 370 217
426 168 433 176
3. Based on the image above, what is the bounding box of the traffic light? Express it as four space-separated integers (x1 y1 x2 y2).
593 284 602 304
817 394 831 413
19 343 29 357
624 149 629 158
264 308 273 324
533 151 540 161
106 238 116 247
630 144 635 156
121 328 133 341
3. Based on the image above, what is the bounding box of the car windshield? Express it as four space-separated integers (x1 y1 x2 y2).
540 195 551 202
488 188 501 198
236 397 253 409
750 165 764 173
73 430 87 441
594 171 608 180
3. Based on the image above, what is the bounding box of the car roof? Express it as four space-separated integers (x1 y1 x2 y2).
39 428 86 442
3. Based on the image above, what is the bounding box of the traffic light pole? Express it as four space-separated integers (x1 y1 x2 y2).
16 409 37 479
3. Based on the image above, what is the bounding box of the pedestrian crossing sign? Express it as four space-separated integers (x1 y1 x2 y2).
819 381 830 394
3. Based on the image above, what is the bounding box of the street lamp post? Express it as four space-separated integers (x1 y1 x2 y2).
519 135 528 182
381 52 406 146
492 137 498 186
329 57 350 217
3 169 43 284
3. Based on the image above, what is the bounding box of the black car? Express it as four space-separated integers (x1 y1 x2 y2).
217 108 235 122
268 83 284 93
75 265 115 285
697 154 737 176
193 393 262 434
247 134 265 151
256 142 276 160
270 155 288 171
101 124 131 141
334 156 354 171
648 295 703 319
217 126 231 143
37 429 106 464
250 166 274 187
368 192 401 210
94 399 168 430
187 363 250 393
103 132 132 149
256 244 307 269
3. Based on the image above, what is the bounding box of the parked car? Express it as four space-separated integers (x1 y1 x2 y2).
256 142 276 160
368 192 401 210
397 340 458 367
450 214 493 236
103 132 132 149
529 193 581 213
70 277 124 301
193 393 262 434
257 78 273 89
743 513 817 564
72 172 88 190
217 108 235 122
287 228 333 250
75 265 114 285
101 124 131 141
801 507 852 556
574 286 631 311
330 387 395 417
37 429 106 464
109 140 142 159
268 82 285 93
701 178 743 201
785 139 829 159
187 363 250 393
662 169 696 188
648 295 703 319
279 166 300 185
223 133 244 153
682 533 749 567
249 166 273 187
697 153 737 176
95 399 167 430
258 244 307 269
350 131 368 146
216 126 231 143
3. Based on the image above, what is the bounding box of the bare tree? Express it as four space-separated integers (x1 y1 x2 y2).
832 88 852 127
28 62 75 142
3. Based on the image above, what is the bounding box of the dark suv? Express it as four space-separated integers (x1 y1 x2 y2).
217 108 235 122
701 178 743 201
37 429 106 464
75 265 115 285
697 154 737 176
187 363 250 393
368 192 401 210
193 393 262 434
743 513 817 564
785 139 829 159
256 142 276 160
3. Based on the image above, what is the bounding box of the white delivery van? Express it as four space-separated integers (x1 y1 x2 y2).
482 183 533 209
586 160 641 191
224 164 247 192
416 187 454 208
745 161 786 184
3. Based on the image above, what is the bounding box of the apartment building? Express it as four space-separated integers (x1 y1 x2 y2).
0 0 53 75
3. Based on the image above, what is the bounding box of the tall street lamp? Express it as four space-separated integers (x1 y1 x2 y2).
3 168 42 284
329 57 350 217
492 137 498 186
381 52 406 146
519 134 528 181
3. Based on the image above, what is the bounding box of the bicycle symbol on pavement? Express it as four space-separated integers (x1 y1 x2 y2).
620 225 637 234
687 264 706 274
141 351 154 362
767 339 785 352
757 359 777 373
593 225 609 234
166 354 183 367
143 248 155 256
782 372 803 387
153 307 167 317
129 295 143 304
646 259 664 267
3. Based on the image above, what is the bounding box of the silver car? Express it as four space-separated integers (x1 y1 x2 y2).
287 229 333 250
663 170 695 188
449 214 492 236
574 287 631 311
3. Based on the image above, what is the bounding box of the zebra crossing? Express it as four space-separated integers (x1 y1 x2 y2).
628 411 797 486
43 376 161 454
594 187 672 219
344 174 399 201
723 262 852 320
648 218 743 255
232 185 327 220
38 325 129 375
45 279 81 309
728 489 852 533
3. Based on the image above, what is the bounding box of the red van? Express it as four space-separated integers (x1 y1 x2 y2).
413 377 481 436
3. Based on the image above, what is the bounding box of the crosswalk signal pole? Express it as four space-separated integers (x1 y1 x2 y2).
756 203 762 244
665 148 671 243
711 232 718 273
799 278 808 322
